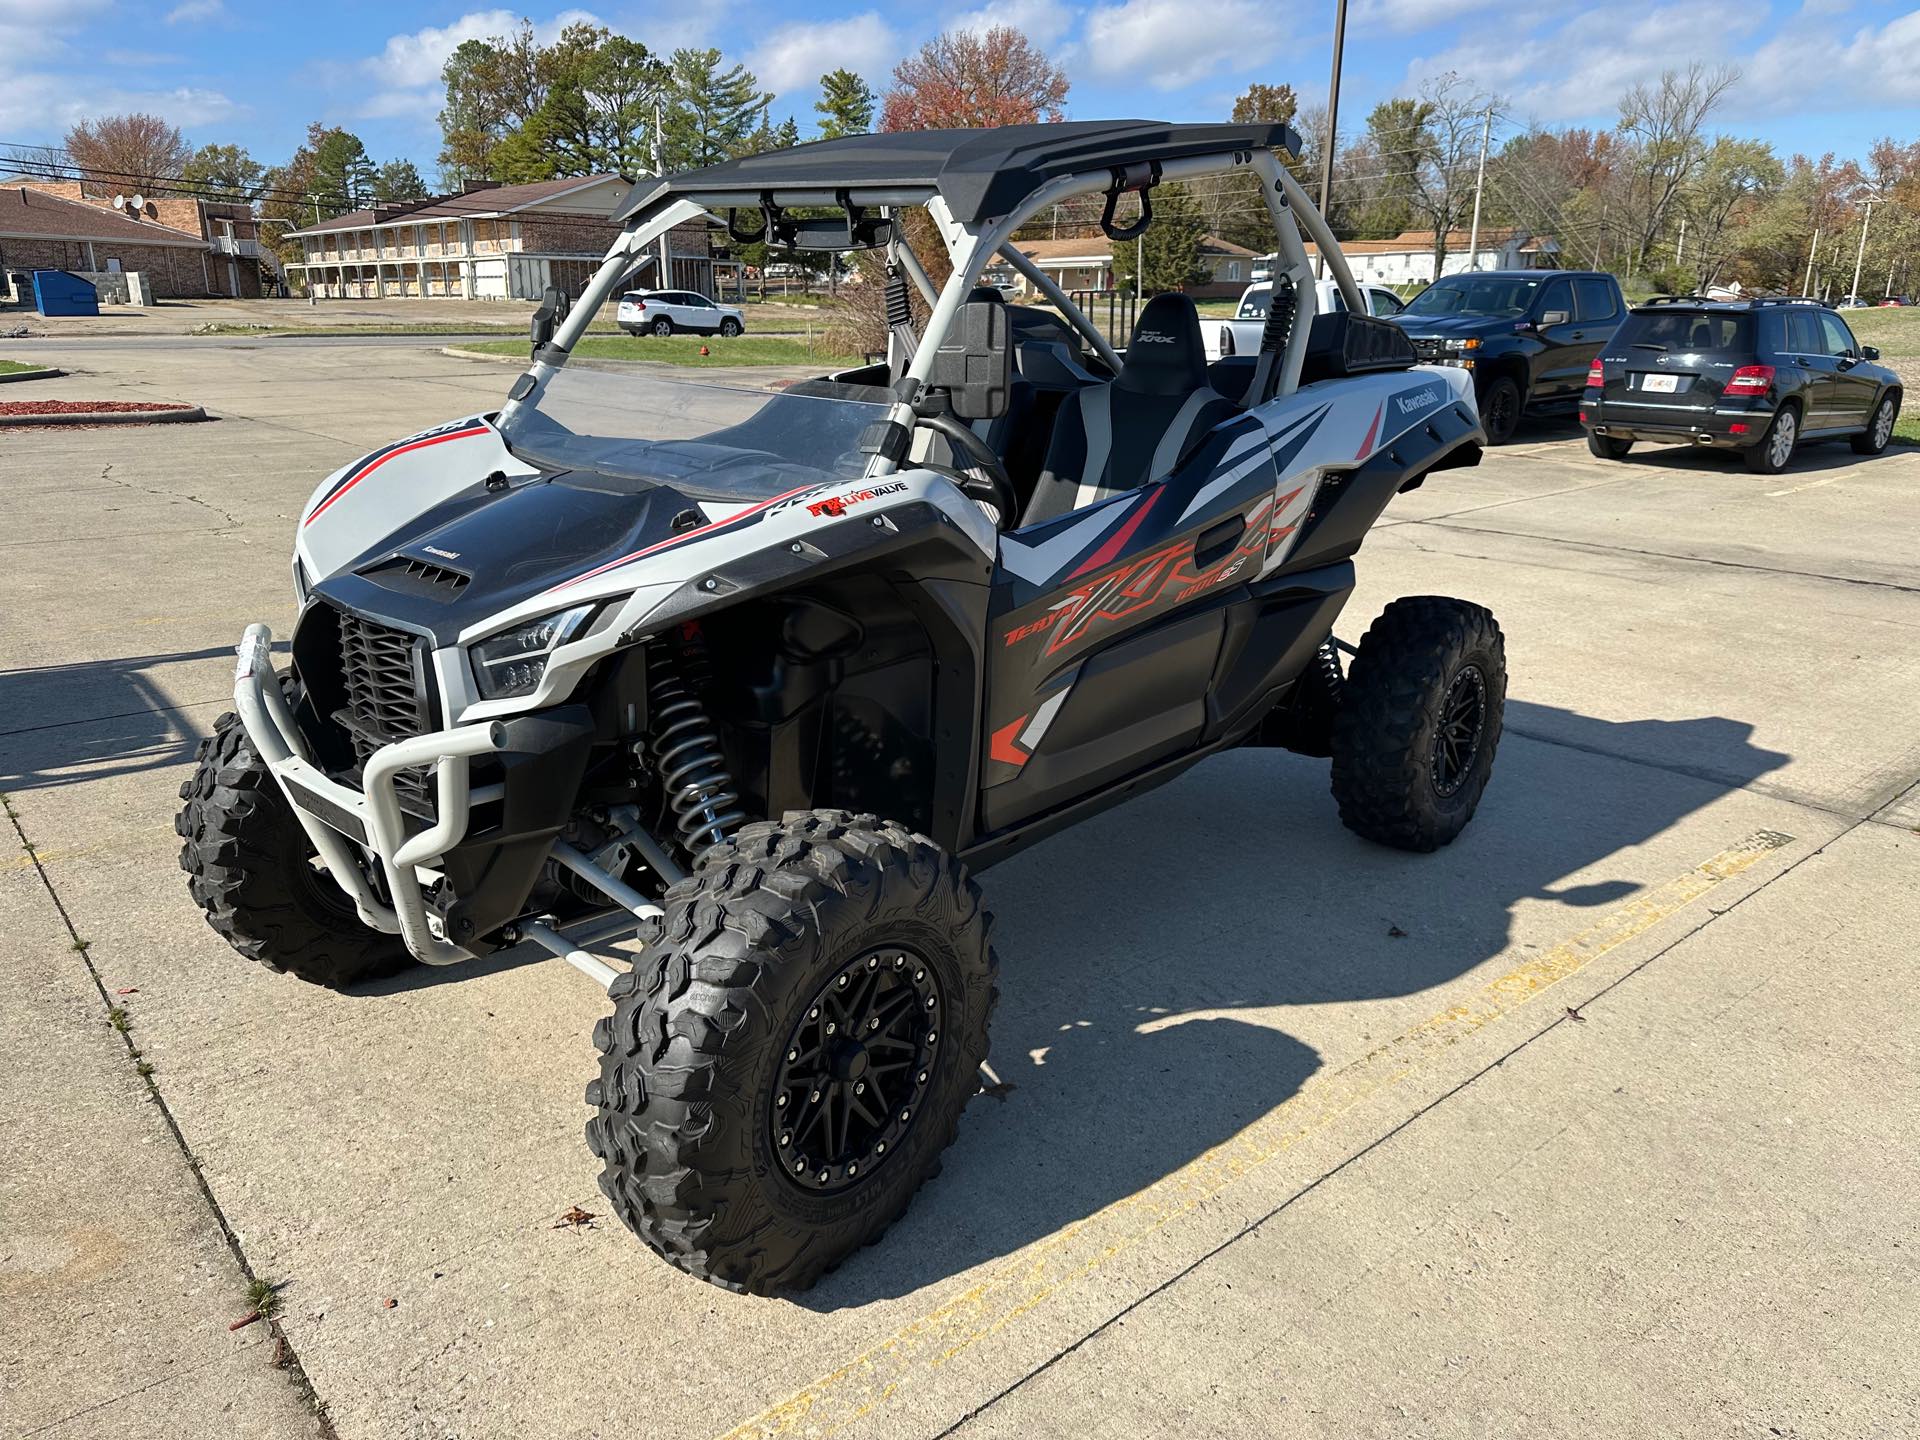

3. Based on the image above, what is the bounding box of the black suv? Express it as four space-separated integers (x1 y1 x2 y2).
1392 269 1625 444
1582 296 1902 473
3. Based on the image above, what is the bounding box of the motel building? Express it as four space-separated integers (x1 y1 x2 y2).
283 174 721 302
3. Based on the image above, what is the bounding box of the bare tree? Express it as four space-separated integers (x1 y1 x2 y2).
1616 63 1740 272
1405 74 1496 273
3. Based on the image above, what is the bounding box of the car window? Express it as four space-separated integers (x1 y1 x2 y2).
1784 310 1824 354
1537 279 1573 321
1237 287 1270 320
1617 310 1752 350
1573 278 1617 323
1818 312 1858 356
1326 288 1349 312
1403 274 1542 317
1369 289 1405 315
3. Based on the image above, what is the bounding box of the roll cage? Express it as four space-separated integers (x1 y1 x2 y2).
498 122 1369 447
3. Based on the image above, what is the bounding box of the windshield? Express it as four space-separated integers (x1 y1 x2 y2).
1405 275 1543 318
498 367 887 501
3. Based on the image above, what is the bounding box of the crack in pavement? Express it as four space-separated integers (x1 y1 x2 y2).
95 462 245 529
1 791 340 1440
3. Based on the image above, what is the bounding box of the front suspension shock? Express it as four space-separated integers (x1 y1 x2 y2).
648 648 746 857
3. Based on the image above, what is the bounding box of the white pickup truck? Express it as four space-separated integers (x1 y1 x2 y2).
1205 278 1409 361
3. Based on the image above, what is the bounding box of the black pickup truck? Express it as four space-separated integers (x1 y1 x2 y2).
1390 270 1625 443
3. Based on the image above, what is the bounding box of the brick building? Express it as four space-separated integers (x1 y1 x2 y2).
2 181 282 297
283 175 725 301
1 185 219 299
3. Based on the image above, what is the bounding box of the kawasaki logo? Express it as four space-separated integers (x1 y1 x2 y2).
1395 388 1442 415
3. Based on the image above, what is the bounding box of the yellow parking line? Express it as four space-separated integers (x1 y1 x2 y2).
718 828 1795 1440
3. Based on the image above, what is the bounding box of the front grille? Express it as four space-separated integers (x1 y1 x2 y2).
334 609 433 811
1411 337 1447 362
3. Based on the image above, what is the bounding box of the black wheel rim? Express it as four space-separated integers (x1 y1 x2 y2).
1430 663 1488 798
1486 385 1517 439
771 948 943 1194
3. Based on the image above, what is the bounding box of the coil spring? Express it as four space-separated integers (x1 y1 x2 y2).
649 653 746 856
885 265 913 329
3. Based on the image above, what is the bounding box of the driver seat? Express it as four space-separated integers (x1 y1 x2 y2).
1020 293 1235 526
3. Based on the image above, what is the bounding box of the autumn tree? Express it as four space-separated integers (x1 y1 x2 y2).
880 27 1068 131
64 113 191 194
816 68 876 139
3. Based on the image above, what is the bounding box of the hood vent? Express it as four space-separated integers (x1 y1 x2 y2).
359 554 472 599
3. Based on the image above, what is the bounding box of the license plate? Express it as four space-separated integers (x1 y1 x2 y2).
1641 373 1680 393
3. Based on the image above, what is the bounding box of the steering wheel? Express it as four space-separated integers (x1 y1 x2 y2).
916 410 1020 530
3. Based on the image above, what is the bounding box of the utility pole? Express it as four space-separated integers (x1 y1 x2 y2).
654 100 670 289
1849 194 1877 306
1464 103 1493 273
1314 0 1348 279
1675 216 1686 269
1803 227 1819 295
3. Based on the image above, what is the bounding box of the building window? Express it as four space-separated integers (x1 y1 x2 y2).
1227 261 1242 281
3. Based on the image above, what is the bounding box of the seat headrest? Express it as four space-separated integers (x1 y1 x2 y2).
967 285 1006 304
1120 293 1207 396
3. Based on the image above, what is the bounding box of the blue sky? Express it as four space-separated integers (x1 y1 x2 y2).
3 0 1917 179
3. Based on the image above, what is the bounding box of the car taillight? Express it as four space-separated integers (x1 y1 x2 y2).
1724 364 1774 395
1586 360 1603 388
1219 326 1235 357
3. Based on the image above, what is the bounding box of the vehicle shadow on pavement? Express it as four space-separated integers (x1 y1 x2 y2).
1605 440 1883 475
0 646 237 792
795 700 1790 1309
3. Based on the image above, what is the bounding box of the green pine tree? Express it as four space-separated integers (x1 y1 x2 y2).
815 69 875 139
1109 183 1210 297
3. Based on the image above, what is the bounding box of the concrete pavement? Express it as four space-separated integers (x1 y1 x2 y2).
1 340 1916 1439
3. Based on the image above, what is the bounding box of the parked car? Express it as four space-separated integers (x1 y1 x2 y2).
1205 277 1407 361
616 290 745 337
1388 269 1626 443
1581 295 1901 473
1836 295 1869 309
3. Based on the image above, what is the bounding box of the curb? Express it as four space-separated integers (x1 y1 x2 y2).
441 345 524 366
0 405 208 428
0 367 63 384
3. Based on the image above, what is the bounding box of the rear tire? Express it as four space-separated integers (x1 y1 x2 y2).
1330 597 1506 852
650 316 674 336
1744 404 1799 474
586 810 996 1294
176 689 411 988
1587 433 1633 460
1479 376 1522 445
1851 392 1898 455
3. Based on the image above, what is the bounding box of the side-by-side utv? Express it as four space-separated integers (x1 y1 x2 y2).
178 120 1503 1293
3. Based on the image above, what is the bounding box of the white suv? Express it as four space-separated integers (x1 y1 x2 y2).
616 290 746 337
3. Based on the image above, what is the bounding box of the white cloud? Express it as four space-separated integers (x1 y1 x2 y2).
0 75 240 133
1354 0 1508 33
165 0 225 22
347 8 599 118
746 12 900 98
951 0 1077 48
1750 9 1920 107
1082 0 1284 90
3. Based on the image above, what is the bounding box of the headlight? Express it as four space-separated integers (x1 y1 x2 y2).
469 604 595 700
1442 337 1482 353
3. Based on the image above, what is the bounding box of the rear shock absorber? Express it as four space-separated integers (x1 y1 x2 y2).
648 647 746 857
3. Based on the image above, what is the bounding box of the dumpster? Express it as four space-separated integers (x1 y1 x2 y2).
32 270 99 317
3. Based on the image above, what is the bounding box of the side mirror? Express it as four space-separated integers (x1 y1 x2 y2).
1862 344 1881 361
1538 309 1570 327
530 284 570 356
927 298 1011 420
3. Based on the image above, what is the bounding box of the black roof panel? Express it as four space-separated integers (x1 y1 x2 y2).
616 120 1302 226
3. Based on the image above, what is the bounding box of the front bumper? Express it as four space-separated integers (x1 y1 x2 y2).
233 624 512 965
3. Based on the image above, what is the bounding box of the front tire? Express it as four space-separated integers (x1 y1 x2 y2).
718 317 743 338
176 694 411 988
1330 597 1506 852
1479 375 1522 445
1744 404 1799 473
1587 432 1633 460
587 811 997 1294
1852 392 1899 455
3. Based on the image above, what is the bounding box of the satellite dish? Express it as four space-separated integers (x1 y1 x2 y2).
130 193 146 211
113 193 127 209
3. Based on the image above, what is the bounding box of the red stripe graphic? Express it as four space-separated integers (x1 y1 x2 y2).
1354 402 1384 461
304 424 490 526
989 715 1030 766
1066 484 1165 580
550 483 817 591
